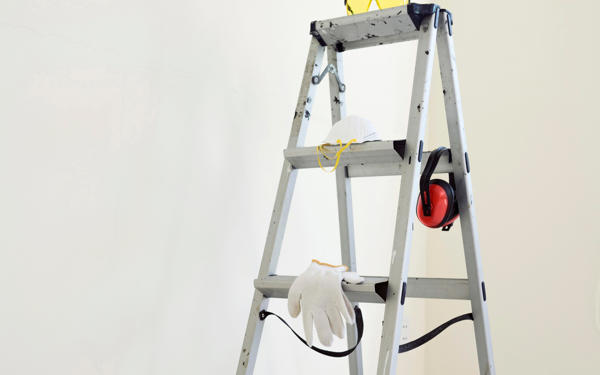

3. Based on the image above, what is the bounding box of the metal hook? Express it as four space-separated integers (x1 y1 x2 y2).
311 64 346 92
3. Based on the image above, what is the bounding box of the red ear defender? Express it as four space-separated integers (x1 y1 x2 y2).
416 147 459 231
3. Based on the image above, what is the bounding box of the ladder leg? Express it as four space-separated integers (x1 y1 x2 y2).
236 38 325 375
327 46 363 375
376 14 438 375
436 12 496 375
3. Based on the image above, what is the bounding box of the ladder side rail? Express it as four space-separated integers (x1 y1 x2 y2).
436 12 496 375
260 36 325 279
287 38 326 149
237 37 325 375
376 15 438 375
327 46 364 375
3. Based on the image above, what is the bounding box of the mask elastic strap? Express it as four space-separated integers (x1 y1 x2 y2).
316 139 356 173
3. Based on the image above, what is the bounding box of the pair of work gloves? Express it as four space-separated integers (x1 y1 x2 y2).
288 259 364 347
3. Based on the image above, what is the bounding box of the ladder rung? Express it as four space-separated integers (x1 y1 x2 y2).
406 277 471 300
285 140 404 168
284 140 452 177
311 5 421 51
254 276 470 303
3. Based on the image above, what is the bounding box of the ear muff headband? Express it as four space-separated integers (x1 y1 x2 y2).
445 163 459 225
419 147 448 216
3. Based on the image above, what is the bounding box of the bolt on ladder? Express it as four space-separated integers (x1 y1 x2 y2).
237 4 495 375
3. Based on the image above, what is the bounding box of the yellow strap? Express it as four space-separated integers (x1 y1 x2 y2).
318 143 335 160
316 139 356 173
312 259 349 271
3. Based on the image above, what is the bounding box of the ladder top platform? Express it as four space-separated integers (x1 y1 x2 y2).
310 3 441 51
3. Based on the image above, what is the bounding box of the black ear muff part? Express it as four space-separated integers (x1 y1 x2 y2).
419 147 448 217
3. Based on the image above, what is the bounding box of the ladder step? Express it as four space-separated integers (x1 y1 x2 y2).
284 140 452 177
311 5 428 51
285 140 405 168
254 276 470 303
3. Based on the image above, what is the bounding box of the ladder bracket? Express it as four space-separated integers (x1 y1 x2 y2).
407 3 440 30
400 281 407 305
312 64 346 92
393 140 406 159
309 20 328 46
374 280 389 301
481 281 487 301
441 9 453 36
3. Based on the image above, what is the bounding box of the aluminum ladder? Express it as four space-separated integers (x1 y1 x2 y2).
236 4 495 374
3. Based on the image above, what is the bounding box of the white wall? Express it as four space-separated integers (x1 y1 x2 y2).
1 1 599 374
0 1 425 374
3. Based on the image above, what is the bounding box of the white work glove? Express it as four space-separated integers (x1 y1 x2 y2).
288 260 364 347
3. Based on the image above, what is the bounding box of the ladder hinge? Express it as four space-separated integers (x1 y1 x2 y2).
407 3 441 30
312 64 346 92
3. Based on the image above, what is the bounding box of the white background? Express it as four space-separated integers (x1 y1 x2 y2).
0 1 599 374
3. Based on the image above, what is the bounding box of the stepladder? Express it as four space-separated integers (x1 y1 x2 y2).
237 4 495 375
